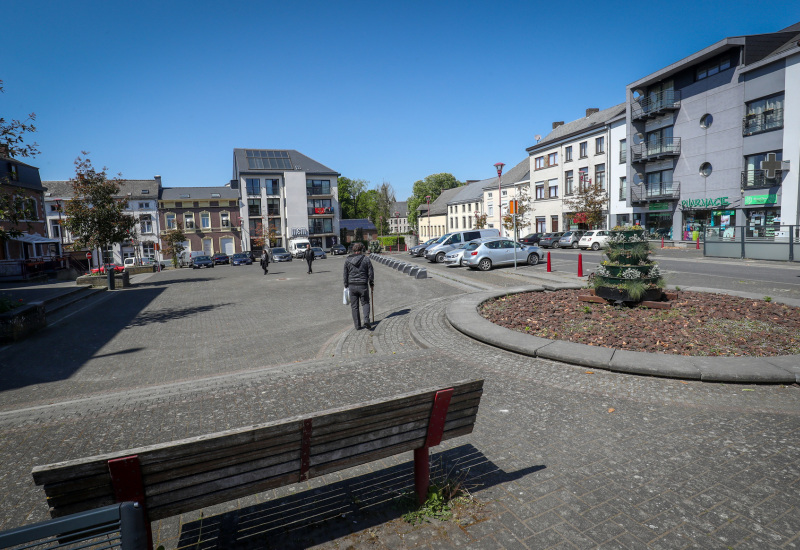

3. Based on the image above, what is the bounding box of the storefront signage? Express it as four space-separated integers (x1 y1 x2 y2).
291 227 309 237
744 194 778 206
680 197 729 209
649 202 669 211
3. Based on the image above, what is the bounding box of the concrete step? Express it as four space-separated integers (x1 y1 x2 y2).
44 286 106 315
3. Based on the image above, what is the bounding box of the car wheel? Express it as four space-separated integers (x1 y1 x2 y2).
436 252 445 263
591 242 600 251
552 242 560 248
572 241 579 249
478 258 492 271
527 253 539 266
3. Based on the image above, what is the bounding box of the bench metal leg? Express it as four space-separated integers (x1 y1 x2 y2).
414 447 430 505
414 387 454 505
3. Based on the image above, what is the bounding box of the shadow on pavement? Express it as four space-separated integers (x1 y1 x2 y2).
134 277 216 288
173 444 545 549
124 303 234 327
384 308 411 319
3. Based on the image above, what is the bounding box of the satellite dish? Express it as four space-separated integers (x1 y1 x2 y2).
535 134 542 142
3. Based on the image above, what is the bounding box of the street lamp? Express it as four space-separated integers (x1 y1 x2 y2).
494 163 505 236
425 195 431 239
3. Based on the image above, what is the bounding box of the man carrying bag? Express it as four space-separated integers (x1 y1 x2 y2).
343 243 374 330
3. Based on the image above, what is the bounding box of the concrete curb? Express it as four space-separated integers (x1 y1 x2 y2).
372 255 428 280
446 287 800 384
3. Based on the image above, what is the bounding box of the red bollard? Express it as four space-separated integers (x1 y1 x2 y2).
578 253 583 277
661 237 664 249
547 251 551 272
696 236 700 250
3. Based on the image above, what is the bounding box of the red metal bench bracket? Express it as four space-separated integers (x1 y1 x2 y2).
108 455 153 549
299 418 313 481
415 388 454 504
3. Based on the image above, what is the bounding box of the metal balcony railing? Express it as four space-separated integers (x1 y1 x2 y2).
307 206 335 215
308 225 333 235
306 187 331 196
630 137 681 162
741 170 783 190
631 90 681 120
742 108 784 136
630 182 680 202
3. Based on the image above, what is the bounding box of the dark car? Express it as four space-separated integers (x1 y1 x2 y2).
212 253 230 265
331 244 347 255
519 233 542 246
191 255 214 269
311 247 327 259
539 232 565 248
409 238 438 257
269 247 292 262
230 253 252 266
242 250 256 262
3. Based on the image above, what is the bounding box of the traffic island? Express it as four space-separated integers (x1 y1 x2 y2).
76 272 130 288
0 302 46 343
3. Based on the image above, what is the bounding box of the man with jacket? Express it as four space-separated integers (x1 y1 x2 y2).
304 244 315 274
343 243 374 330
260 250 269 275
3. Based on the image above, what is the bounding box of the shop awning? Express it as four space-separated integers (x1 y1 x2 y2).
9 233 61 244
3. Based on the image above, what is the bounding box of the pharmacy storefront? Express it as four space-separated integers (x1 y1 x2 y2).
678 196 737 241
631 202 676 238
743 193 781 237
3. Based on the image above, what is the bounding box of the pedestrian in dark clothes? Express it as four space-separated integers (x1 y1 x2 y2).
304 244 315 274
260 250 269 275
343 242 374 330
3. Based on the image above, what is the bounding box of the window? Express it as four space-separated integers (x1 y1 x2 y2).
179 194 190 199
166 213 176 229
743 151 782 188
221 212 230 227
141 189 150 194
579 142 587 158
696 54 731 81
547 152 558 166
201 212 211 229
744 94 784 135
49 204 60 212
248 198 261 216
50 220 61 238
140 214 153 234
578 167 589 191
268 218 282 232
699 163 712 177
268 198 281 216
619 177 627 200
306 179 331 195
646 170 674 197
184 213 195 229
307 198 332 215
535 156 544 170
246 150 293 170
309 219 333 234
138 202 150 209
620 139 627 163
488 204 494 216
211 193 221 198
501 190 508 196
536 217 546 233
565 171 574 195
264 179 280 195
535 183 545 199
246 178 261 195
565 146 573 162
700 114 713 129
548 179 559 198
7 163 19 181
595 164 606 191
595 137 605 154
142 242 155 259
487 192 493 199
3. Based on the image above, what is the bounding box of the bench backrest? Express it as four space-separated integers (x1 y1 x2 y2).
32 380 483 522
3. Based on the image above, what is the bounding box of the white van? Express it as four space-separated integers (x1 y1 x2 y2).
288 238 311 258
424 229 500 263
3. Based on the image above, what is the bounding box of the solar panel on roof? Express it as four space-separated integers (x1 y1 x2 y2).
246 150 293 170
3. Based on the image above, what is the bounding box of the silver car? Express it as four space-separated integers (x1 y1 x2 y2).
557 230 586 249
462 238 541 271
442 243 470 267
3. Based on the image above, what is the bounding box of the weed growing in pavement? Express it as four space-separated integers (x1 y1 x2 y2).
396 458 477 525
764 296 772 302
582 305 592 314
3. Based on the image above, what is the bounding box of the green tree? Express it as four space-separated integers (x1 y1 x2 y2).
163 223 187 268
563 176 607 229
406 173 462 229
371 181 395 234
62 155 135 261
337 177 368 219
501 185 533 241
1 79 40 243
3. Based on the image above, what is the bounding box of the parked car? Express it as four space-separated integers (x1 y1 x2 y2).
424 229 500 263
178 251 207 268
311 247 326 259
242 250 256 262
442 243 471 267
519 233 543 245
230 253 252 266
269 247 292 262
579 230 612 250
91 263 125 274
212 253 230 265
330 244 347 255
558 230 586 249
462 238 541 271
191 255 214 269
538 232 565 248
409 238 438 257
123 257 168 269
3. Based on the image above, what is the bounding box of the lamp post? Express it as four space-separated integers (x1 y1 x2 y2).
425 196 431 239
494 162 505 237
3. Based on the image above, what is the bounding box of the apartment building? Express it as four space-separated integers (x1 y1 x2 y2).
480 159 530 237
448 179 491 233
625 21 799 239
232 149 341 253
418 186 460 240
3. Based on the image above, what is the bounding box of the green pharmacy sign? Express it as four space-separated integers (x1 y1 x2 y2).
649 202 670 211
744 194 778 206
681 197 729 209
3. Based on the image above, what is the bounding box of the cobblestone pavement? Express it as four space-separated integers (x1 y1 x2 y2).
0 256 798 549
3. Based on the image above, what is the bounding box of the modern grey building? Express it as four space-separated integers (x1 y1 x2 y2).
625 21 799 240
231 149 341 252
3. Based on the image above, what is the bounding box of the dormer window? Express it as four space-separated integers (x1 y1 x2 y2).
141 189 150 194
180 194 190 199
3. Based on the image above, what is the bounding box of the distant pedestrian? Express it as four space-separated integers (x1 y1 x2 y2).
304 244 315 274
261 250 269 275
343 242 374 330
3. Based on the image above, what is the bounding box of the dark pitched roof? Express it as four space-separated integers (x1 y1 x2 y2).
160 186 238 200
233 149 339 176
390 201 408 217
340 218 376 231
527 103 626 152
427 186 463 216
43 178 160 200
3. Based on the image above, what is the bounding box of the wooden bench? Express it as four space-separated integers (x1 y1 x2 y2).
32 380 483 549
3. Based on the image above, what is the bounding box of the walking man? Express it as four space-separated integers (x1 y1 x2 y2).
304 243 315 274
260 250 269 275
343 242 374 330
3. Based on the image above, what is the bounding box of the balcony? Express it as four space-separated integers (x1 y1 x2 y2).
741 170 782 190
306 187 332 196
742 109 783 136
630 182 680 202
307 206 335 216
308 225 333 235
631 90 681 120
631 137 681 162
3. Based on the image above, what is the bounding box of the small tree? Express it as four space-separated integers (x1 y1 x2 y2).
563 176 607 229
163 222 187 268
501 186 533 240
62 155 135 265
474 213 488 229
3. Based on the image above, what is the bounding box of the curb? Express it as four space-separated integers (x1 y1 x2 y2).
446 287 800 384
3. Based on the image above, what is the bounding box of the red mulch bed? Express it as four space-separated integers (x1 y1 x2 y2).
479 289 800 357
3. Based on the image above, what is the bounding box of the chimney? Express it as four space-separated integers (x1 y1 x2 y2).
154 175 162 186
586 108 599 117
552 121 564 130
0 144 9 158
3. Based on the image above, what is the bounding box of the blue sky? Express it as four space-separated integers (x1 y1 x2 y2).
4 0 800 201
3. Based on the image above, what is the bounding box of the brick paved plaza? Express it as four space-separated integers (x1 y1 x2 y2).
1 256 798 549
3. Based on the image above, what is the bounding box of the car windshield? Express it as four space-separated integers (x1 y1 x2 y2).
583 231 595 237
562 232 573 237
313 247 323 251
232 254 245 258
272 248 287 254
197 256 210 260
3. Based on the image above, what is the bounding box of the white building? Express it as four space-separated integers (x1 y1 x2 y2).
479 159 530 238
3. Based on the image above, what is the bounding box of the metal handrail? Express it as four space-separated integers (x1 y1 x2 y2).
630 137 681 162
630 182 680 202
742 108 784 136
741 170 783 190
632 90 681 119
